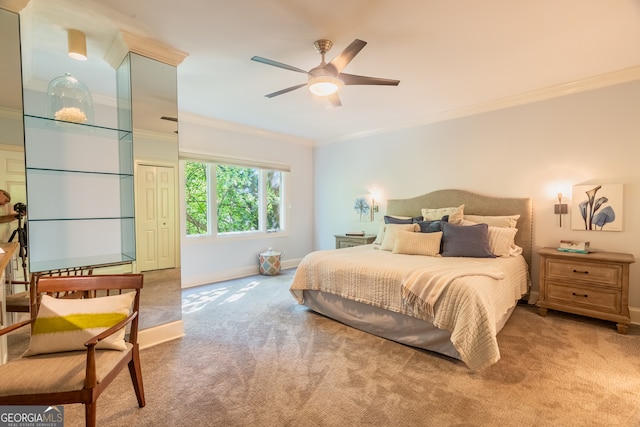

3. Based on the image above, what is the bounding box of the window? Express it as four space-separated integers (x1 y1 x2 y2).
184 160 287 237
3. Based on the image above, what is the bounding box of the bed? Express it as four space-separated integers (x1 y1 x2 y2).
290 189 533 370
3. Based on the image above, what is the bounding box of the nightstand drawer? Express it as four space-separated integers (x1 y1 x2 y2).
546 259 621 287
334 234 376 249
546 282 620 313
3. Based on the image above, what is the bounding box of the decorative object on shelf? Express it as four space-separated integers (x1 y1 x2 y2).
47 73 94 124
571 184 623 231
554 192 568 227
557 240 590 253
67 29 87 61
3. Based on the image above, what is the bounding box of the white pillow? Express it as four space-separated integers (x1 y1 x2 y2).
24 292 135 356
380 223 419 251
392 230 442 256
374 215 415 246
487 226 518 257
373 220 386 245
464 214 520 228
421 205 464 224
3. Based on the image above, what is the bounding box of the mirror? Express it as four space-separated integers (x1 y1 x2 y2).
0 7 27 272
125 52 181 330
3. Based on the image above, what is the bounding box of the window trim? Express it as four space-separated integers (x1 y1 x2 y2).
181 156 289 240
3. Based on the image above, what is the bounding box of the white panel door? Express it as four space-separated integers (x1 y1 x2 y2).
156 166 175 269
137 165 176 272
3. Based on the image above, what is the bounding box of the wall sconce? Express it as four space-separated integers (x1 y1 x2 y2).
67 29 87 61
554 192 568 227
370 195 379 221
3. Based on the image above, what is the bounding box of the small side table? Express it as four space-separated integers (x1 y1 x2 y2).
537 247 635 334
334 234 376 249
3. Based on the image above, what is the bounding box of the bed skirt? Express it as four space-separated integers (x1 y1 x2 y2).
301 289 518 362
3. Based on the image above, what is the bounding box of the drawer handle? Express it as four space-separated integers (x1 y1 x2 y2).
572 292 588 298
572 269 589 274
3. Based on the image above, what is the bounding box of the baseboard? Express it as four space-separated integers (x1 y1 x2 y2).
630 306 640 325
138 320 185 350
182 258 302 289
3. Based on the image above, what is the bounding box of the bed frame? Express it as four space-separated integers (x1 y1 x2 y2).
300 189 533 366
386 189 533 268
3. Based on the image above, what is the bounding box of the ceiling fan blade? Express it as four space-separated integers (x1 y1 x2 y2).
340 73 400 86
328 92 342 107
327 39 367 73
265 83 308 98
251 56 309 74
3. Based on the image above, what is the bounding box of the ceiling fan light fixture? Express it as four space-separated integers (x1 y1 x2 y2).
67 29 87 61
308 75 341 97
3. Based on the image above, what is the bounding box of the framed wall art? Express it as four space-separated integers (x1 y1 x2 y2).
571 184 623 231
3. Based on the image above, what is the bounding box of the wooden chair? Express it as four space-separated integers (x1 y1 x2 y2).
5 267 94 315
0 274 145 427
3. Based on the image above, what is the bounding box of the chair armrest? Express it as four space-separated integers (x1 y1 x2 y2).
0 318 34 336
83 311 138 348
82 311 138 389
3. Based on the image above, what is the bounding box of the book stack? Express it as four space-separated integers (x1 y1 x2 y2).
557 240 590 254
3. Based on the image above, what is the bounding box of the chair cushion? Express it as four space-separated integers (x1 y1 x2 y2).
24 292 135 356
0 344 132 397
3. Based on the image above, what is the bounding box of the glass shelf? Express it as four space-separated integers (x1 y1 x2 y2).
25 115 133 176
26 167 133 177
24 114 130 138
24 110 135 272
29 253 135 274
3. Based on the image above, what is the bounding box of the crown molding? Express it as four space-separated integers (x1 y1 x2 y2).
105 29 188 69
134 129 177 144
178 111 315 147
318 66 640 146
0 0 29 13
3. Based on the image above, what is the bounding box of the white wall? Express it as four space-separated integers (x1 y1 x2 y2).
178 118 314 287
313 80 640 318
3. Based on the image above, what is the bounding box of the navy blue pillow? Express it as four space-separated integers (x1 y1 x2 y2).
441 222 495 258
415 220 442 233
384 215 423 224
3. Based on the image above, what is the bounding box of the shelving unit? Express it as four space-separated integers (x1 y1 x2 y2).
24 114 135 272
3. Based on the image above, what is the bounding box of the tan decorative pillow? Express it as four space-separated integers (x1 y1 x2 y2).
487 226 518 257
392 230 442 256
380 223 420 251
421 205 464 224
464 214 520 228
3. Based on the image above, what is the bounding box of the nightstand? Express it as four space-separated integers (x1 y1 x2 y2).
334 234 376 249
537 247 635 333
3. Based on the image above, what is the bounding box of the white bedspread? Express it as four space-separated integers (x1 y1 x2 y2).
290 245 529 370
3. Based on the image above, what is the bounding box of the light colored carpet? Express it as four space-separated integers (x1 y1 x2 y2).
7 269 640 426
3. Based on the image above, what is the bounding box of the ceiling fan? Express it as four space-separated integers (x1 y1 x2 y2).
251 39 400 107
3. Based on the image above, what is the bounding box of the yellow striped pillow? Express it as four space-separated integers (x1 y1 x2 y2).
24 292 135 356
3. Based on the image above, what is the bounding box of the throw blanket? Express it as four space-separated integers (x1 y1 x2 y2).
401 266 505 318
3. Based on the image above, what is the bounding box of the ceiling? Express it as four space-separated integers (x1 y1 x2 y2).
14 0 640 144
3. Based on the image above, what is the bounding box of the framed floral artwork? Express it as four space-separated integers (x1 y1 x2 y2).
571 184 623 231
353 195 372 222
